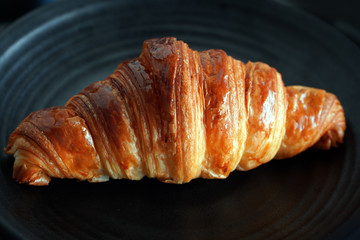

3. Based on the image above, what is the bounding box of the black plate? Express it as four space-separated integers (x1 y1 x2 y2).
1 0 360 239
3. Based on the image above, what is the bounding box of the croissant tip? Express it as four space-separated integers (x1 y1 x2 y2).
3 147 9 155
313 125 345 150
4 139 15 155
14 170 51 186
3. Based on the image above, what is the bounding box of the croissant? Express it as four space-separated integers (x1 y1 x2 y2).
4 37 345 186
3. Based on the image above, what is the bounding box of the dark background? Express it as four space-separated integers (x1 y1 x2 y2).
1 0 360 48
0 0 360 239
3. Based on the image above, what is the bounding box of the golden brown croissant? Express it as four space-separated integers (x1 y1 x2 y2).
4 37 345 186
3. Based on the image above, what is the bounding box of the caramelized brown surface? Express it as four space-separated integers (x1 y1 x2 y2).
5 37 346 185
275 86 345 159
5 107 106 185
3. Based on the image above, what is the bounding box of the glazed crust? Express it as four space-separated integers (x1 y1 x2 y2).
5 37 345 185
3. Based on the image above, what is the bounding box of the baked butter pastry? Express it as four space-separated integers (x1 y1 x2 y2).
5 37 345 186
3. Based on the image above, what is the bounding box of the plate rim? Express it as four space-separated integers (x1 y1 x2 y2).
1 0 360 239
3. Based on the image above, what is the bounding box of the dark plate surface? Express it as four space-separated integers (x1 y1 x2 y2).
1 0 360 239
